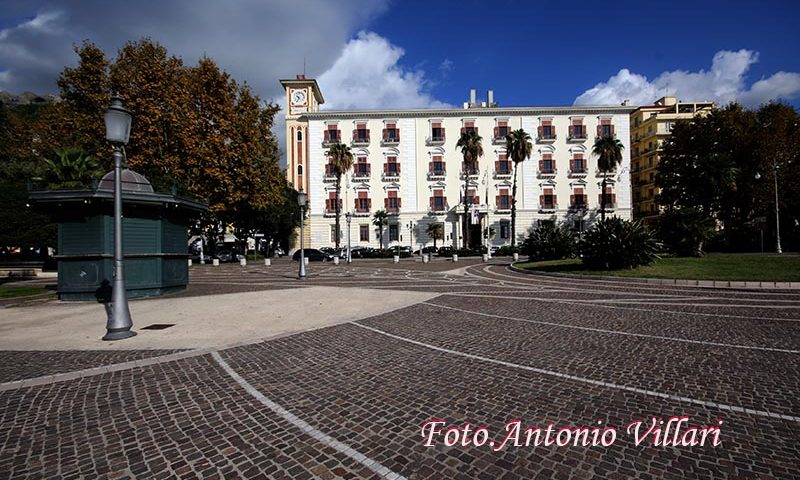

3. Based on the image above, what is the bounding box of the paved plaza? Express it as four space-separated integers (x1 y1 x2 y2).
1 258 799 479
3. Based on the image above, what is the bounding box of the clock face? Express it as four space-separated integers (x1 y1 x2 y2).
291 89 307 106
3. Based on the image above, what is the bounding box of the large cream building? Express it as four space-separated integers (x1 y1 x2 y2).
281 75 635 250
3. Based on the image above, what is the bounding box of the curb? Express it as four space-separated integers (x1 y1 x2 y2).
507 264 800 290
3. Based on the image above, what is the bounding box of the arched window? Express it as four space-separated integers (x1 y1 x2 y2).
297 130 303 141
297 165 303 175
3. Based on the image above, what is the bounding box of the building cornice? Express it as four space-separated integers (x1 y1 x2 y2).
301 105 636 120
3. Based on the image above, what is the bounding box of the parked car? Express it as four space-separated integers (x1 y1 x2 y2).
350 246 376 258
413 246 439 255
437 246 454 257
215 249 244 263
292 248 333 262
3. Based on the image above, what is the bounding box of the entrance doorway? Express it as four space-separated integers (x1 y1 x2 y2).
469 224 482 249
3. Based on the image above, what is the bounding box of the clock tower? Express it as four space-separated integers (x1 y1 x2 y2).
280 75 324 250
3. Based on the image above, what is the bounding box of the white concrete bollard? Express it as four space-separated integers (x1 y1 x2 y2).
188 259 193 266
304 257 309 265
212 258 220 266
422 254 430 264
333 256 340 265
513 252 519 262
482 253 488 262
452 254 458 262
393 255 400 263
264 258 271 266
240 258 247 266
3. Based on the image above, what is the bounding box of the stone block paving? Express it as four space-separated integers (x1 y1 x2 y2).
0 355 379 480
220 324 800 479
359 303 800 417
428 294 800 351
0 350 184 383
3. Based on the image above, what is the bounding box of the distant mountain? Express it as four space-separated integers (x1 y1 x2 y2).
0 91 60 106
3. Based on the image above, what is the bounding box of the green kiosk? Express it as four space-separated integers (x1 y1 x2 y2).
29 169 207 301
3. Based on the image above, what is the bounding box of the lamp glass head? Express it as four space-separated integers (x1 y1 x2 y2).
297 191 307 207
104 97 132 145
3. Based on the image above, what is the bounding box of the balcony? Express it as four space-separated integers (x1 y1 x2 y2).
382 164 400 181
494 162 512 179
460 168 480 180
351 129 370 146
595 168 617 177
539 203 558 213
426 135 446 146
492 127 510 145
568 167 588 178
536 129 556 143
427 168 446 181
567 127 587 142
429 201 449 214
381 129 400 146
537 168 556 179
385 204 400 215
322 131 341 147
352 165 371 182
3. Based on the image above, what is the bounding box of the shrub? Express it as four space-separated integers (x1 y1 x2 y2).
579 217 660 270
658 208 715 257
494 245 519 256
522 223 576 261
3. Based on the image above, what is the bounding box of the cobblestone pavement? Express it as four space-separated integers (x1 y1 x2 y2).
1 261 799 479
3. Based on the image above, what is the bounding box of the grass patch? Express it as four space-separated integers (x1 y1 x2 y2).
0 285 49 298
516 254 800 282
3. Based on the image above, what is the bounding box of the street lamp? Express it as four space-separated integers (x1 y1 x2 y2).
577 206 586 241
103 96 135 341
755 168 783 254
345 212 352 263
297 190 307 278
407 221 414 252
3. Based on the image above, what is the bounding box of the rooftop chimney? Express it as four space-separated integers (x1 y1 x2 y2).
469 89 476 106
296 74 306 80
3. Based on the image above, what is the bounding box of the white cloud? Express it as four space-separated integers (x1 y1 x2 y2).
316 31 450 110
574 49 800 107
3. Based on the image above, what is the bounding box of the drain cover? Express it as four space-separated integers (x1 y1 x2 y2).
141 324 175 330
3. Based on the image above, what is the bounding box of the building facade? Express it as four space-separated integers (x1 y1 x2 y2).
282 76 635 250
630 96 713 224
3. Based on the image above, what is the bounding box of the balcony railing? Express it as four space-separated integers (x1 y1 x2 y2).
382 165 401 180
568 167 587 177
567 127 587 142
539 202 558 212
322 131 341 147
381 129 400 145
537 168 556 178
460 168 480 179
429 201 449 214
537 131 556 143
426 136 446 146
352 129 370 145
428 168 446 180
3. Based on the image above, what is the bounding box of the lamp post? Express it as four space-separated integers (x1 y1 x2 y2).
407 221 414 252
298 190 307 278
755 166 783 254
577 206 586 242
345 212 352 263
103 96 135 341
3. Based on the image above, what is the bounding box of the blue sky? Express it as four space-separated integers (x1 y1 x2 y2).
364 0 800 107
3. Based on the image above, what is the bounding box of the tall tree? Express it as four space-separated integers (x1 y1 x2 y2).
426 222 443 249
592 135 624 221
326 143 353 250
505 128 532 248
373 209 389 249
456 130 483 248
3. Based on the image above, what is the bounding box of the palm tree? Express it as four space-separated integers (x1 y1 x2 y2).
592 135 624 222
426 222 444 249
372 209 389 249
505 129 532 248
456 130 483 249
326 143 354 250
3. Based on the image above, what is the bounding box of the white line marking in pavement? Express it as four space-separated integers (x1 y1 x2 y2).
444 292 800 323
211 352 406 480
350 323 800 423
420 302 799 354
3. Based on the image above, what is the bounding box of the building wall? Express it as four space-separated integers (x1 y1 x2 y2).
299 106 634 250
